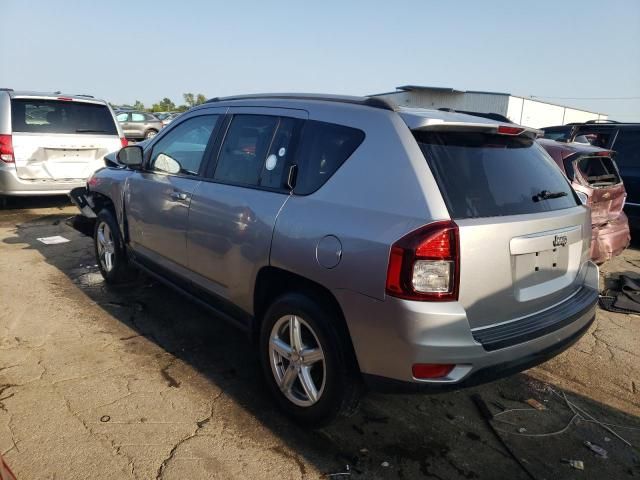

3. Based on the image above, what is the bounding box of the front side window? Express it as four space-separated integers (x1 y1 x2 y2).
214 115 279 186
149 115 218 175
11 99 118 135
415 131 578 219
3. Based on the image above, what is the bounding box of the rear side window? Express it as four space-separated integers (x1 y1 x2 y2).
11 99 117 135
575 155 621 186
294 121 365 195
612 129 640 168
415 131 578 219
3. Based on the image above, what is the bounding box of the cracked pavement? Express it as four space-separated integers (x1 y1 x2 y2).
0 197 639 479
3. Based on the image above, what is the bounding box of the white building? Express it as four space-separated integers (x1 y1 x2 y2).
371 85 607 128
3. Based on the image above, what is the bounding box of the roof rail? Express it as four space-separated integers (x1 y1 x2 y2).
437 107 513 123
0 88 13 92
75 94 95 98
205 93 396 111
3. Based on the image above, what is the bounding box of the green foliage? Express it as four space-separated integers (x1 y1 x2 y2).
116 93 207 113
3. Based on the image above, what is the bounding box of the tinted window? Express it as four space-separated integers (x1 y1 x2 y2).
11 99 117 135
214 115 279 186
543 131 570 141
612 129 640 168
415 131 578 219
149 115 218 175
294 120 365 195
259 117 300 190
144 113 158 121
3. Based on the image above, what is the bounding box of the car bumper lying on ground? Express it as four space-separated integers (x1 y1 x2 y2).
337 260 599 391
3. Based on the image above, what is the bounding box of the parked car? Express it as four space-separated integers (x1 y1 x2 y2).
115 110 163 140
161 112 182 127
0 88 125 206
70 93 598 425
542 121 640 228
539 139 630 263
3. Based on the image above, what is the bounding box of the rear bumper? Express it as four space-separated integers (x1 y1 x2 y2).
0 164 85 196
591 213 631 264
336 261 599 390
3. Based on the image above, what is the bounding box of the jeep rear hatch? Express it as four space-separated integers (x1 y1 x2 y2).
10 98 121 181
413 128 589 330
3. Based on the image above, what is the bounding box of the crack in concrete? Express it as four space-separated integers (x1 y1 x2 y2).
155 392 224 480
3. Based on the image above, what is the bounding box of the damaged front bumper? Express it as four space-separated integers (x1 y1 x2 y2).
67 186 97 237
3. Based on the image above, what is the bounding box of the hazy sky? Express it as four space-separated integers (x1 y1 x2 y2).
2 0 639 120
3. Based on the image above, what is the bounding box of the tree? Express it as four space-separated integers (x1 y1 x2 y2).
151 97 177 112
183 92 207 108
133 100 145 111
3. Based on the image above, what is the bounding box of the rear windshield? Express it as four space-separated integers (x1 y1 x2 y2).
573 155 621 187
415 131 579 219
11 99 117 135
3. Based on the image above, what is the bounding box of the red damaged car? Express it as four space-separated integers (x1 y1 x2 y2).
539 138 630 263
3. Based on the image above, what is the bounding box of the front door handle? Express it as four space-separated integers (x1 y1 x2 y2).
170 191 189 201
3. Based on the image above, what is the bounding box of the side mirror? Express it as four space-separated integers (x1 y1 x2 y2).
117 145 144 169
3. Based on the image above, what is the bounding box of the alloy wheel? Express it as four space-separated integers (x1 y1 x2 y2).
96 221 116 272
269 315 326 407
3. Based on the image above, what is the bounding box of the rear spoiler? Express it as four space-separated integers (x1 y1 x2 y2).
412 120 542 140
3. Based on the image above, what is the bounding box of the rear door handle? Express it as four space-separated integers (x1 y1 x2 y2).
170 191 189 201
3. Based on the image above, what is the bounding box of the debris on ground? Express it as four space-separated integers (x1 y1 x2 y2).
325 465 350 478
561 459 585 470
36 235 70 245
380 461 390 468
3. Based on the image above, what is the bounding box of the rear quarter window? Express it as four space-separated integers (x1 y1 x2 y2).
11 99 117 135
294 120 364 195
415 131 578 219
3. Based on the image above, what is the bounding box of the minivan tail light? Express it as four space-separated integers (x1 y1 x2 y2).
120 137 128 148
386 221 459 301
0 134 14 163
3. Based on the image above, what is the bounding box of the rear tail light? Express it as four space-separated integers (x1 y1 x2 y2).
497 125 525 135
120 137 128 148
0 134 14 163
412 363 455 379
386 221 459 301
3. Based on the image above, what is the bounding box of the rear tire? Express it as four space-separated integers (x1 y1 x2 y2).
94 209 137 284
144 129 158 140
259 293 362 426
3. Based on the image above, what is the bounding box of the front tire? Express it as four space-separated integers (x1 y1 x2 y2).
260 293 362 426
94 209 136 284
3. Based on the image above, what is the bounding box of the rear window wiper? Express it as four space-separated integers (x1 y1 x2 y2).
76 129 108 133
532 190 568 202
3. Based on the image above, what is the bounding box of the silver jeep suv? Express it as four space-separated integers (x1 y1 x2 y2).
70 94 598 425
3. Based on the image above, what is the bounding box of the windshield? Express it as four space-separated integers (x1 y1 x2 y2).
415 131 579 219
11 99 118 135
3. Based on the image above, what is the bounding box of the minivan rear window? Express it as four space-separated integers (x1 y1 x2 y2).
11 99 117 135
415 131 578 219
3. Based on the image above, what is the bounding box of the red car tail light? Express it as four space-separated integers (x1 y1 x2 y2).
412 363 455 379
120 137 128 148
386 221 460 301
497 125 525 135
0 134 14 163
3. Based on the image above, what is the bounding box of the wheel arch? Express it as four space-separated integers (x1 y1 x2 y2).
252 266 360 371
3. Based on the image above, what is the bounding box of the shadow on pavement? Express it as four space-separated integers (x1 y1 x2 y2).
3 211 640 479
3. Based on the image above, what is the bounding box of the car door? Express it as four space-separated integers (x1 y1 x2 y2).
610 128 640 219
116 112 132 137
130 112 146 138
186 108 307 312
125 112 222 272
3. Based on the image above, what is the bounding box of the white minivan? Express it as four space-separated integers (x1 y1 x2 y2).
0 89 125 206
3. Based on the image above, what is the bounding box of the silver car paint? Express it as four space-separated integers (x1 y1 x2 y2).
83 96 597 385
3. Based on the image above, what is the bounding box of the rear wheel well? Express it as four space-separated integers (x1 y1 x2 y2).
252 267 360 370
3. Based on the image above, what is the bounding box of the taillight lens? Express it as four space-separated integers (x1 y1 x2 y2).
412 363 455 379
497 125 524 135
120 137 128 148
386 221 459 301
0 134 14 163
